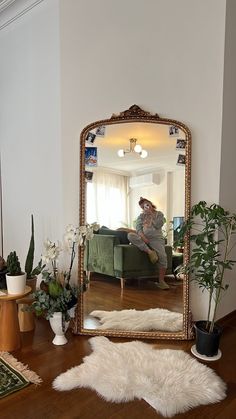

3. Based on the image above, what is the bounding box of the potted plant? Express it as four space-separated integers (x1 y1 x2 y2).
30 222 99 345
176 201 236 359
24 214 45 292
6 251 26 294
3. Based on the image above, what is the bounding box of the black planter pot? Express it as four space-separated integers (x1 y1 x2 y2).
195 320 223 357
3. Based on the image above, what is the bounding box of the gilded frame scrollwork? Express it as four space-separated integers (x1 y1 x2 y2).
73 105 193 340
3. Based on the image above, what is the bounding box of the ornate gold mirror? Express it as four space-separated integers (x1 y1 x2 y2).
73 105 192 340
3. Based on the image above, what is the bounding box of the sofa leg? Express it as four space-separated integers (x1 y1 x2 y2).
86 271 91 287
120 277 125 289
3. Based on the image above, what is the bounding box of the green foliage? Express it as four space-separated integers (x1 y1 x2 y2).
176 201 236 333
25 214 45 279
30 270 84 321
7 251 23 276
25 214 35 279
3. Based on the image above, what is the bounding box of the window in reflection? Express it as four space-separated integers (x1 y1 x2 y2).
86 170 129 229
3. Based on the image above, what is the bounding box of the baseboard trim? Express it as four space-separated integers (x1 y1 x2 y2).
218 310 236 326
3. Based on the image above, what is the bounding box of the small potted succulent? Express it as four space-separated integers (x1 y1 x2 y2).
6 251 26 294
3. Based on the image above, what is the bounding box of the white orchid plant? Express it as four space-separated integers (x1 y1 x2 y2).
30 222 99 321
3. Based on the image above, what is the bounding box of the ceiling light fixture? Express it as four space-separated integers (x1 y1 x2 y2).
117 138 148 159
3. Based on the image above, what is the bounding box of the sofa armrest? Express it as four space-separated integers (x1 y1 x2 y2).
85 234 119 276
114 244 159 278
114 244 173 278
165 245 173 273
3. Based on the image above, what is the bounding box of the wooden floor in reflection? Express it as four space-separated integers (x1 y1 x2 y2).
84 273 183 329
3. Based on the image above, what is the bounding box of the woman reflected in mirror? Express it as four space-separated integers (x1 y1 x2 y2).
127 197 169 290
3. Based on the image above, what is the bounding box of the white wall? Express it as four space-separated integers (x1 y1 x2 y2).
59 0 227 320
129 171 167 226
1 0 233 320
172 170 185 218
218 0 236 319
0 0 62 265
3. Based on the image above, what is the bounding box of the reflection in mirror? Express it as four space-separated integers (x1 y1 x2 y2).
74 105 192 340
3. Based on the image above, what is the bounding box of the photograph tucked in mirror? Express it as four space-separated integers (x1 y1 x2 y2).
76 105 191 339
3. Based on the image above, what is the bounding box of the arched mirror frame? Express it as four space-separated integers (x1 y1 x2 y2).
73 105 193 340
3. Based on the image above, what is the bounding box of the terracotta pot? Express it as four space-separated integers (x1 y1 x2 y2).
26 276 37 292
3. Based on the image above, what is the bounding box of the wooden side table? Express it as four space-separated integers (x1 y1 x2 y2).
0 286 31 351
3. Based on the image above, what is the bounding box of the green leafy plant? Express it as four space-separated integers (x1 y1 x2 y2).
7 251 23 276
176 201 236 333
30 223 99 322
31 272 80 321
25 214 45 279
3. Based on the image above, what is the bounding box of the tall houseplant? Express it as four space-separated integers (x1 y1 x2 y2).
25 214 45 291
176 201 236 357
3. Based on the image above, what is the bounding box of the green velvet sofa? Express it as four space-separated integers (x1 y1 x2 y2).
84 228 173 289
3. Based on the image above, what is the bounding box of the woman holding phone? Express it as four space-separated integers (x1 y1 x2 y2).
128 197 169 289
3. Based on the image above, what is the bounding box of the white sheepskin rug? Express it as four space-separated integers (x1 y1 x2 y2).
89 308 183 332
53 337 226 418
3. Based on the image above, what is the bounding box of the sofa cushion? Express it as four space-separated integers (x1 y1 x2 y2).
98 226 130 245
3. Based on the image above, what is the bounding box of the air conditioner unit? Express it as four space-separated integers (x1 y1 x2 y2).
129 173 160 188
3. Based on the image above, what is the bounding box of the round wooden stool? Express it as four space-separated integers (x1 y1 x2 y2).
0 286 31 351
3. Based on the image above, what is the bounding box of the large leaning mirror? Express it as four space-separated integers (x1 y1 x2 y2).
73 105 192 340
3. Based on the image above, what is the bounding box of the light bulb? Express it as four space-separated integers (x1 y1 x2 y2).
134 144 142 153
140 149 148 158
117 149 125 157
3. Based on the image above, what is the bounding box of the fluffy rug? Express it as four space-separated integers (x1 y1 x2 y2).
0 352 42 398
53 337 226 417
89 308 183 331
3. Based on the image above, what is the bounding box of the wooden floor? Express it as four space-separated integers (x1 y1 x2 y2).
1 313 236 419
84 274 183 330
85 273 183 311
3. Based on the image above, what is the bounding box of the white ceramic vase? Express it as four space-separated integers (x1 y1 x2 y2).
49 312 70 345
6 273 26 295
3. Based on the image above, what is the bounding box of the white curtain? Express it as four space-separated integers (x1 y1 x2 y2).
86 170 129 229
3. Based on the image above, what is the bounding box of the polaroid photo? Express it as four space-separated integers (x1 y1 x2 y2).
95 126 106 137
177 154 186 166
176 139 186 150
85 171 94 182
169 125 179 137
85 147 97 167
86 132 96 144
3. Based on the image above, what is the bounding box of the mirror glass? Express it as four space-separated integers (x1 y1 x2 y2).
74 106 192 340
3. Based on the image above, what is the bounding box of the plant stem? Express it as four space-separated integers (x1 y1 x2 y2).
67 242 76 283
206 289 213 330
209 220 233 333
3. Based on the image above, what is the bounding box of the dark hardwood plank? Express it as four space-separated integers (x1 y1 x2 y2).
1 313 236 419
84 273 183 312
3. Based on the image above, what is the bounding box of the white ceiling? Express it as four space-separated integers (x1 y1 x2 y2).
86 122 186 176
